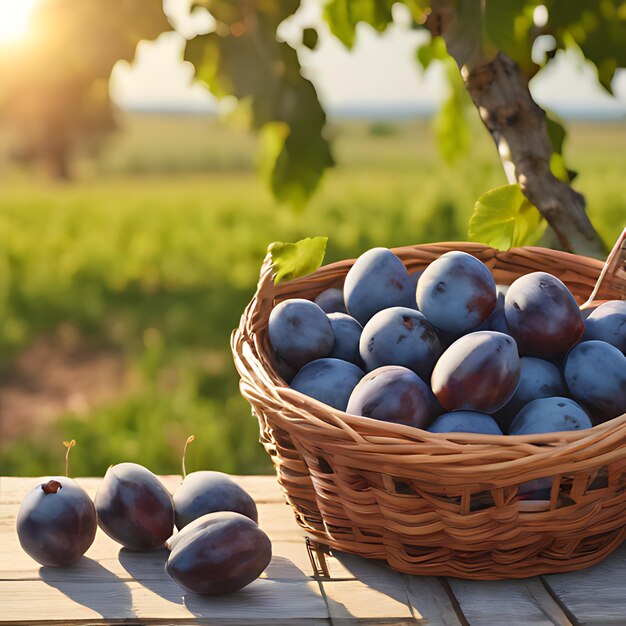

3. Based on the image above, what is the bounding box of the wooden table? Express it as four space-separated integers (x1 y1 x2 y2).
1 476 624 625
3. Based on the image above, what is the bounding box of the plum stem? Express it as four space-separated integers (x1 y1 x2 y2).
63 439 76 477
42 479 62 494
182 435 195 479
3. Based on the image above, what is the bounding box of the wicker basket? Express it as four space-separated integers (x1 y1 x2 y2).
232 242 626 579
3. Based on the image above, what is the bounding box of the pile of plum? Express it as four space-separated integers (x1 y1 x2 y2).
269 248 626 436
16 441 271 595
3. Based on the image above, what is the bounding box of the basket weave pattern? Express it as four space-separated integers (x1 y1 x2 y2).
232 242 626 579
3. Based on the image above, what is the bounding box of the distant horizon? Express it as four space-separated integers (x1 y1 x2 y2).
120 101 626 122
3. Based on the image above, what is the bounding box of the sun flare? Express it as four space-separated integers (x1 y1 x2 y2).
0 0 36 43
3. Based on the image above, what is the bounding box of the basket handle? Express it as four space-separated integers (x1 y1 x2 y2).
581 227 626 309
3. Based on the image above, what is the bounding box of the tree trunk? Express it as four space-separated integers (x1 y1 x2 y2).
429 6 607 258
48 148 71 181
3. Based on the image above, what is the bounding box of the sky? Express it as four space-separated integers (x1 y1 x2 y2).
110 0 626 119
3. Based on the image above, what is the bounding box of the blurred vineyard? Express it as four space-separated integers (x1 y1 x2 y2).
0 114 624 476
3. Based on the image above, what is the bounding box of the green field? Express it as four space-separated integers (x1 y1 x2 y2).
0 114 624 476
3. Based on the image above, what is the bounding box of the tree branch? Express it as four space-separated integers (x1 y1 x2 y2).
429 3 607 258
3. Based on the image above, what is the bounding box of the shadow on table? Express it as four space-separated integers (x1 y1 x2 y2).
183 554 331 622
118 546 184 605
263 554 312 581
40 557 135 620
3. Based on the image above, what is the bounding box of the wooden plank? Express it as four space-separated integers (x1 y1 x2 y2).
320 579 416 625
322 551 461 625
403 576 463 626
542 542 626 625
0 579 329 624
445 578 572 626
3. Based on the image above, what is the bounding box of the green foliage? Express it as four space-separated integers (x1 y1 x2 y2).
416 36 473 164
1 116 624 475
0 0 170 178
324 0 395 49
269 237 328 285
468 184 547 250
184 1 333 207
546 0 626 94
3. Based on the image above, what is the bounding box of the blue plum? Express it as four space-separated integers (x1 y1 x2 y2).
359 307 442 379
166 512 272 595
427 411 502 435
268 298 334 370
564 340 626 421
314 287 347 314
346 365 439 429
477 285 511 334
509 397 592 435
518 477 553 501
504 272 584 358
273 353 297 383
173 471 258 530
495 357 566 432
431 331 520 414
95 462 174 551
344 248 414 325
290 358 365 411
416 251 496 334
582 300 626 353
327 313 363 365
16 477 97 567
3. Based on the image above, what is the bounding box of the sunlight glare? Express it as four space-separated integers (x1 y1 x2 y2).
0 0 36 43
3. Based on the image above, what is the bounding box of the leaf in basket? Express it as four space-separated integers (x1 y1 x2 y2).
468 184 547 250
268 237 328 285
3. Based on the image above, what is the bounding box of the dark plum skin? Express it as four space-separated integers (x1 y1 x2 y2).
166 511 272 595
564 340 626 421
273 353 297 383
509 397 592 435
495 357 566 432
406 270 423 309
314 287 347 314
359 307 442 379
477 285 511 334
518 477 553 501
95 462 174 551
427 411 503 435
268 298 334 370
327 313 363 365
16 477 97 567
290 358 365 411
173 471 258 530
504 272 584 358
582 300 626 353
431 331 520 414
344 248 414 325
346 365 439 429
416 251 497 334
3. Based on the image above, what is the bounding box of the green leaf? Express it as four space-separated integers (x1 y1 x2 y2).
484 0 536 76
415 36 448 70
324 0 395 50
268 237 328 285
547 0 626 94
468 184 547 250
433 57 472 164
184 15 334 208
545 113 566 155
258 122 290 182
